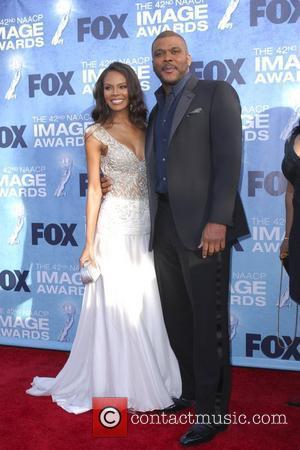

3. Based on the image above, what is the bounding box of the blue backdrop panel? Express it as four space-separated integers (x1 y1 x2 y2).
0 0 299 370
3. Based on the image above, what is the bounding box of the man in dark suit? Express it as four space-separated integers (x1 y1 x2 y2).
147 31 249 445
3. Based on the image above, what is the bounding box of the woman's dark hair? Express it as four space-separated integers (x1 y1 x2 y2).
289 119 300 144
91 62 147 129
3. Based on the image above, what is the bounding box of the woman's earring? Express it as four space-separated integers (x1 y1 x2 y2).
129 104 135 112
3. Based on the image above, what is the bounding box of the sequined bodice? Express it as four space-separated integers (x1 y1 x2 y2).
85 124 150 235
87 124 148 201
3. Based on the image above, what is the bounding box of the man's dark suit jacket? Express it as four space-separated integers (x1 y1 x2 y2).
145 75 249 251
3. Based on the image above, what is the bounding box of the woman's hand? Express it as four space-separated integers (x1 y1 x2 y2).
280 238 289 260
100 175 112 195
293 135 300 157
79 245 96 268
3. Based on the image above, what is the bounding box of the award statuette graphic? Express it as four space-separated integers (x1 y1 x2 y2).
218 0 240 30
230 313 239 340
281 107 300 141
57 303 76 342
278 286 291 309
8 204 25 245
5 57 23 100
51 0 72 46
54 157 73 197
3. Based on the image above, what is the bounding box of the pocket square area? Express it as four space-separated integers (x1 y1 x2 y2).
186 108 203 116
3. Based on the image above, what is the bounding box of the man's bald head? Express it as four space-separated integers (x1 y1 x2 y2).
151 31 189 54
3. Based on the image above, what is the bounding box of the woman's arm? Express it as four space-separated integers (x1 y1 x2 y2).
79 134 102 267
282 135 300 184
293 134 300 157
280 181 294 259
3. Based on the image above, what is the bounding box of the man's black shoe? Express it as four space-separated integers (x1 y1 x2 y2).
215 423 228 431
161 397 193 413
287 400 300 407
180 423 227 446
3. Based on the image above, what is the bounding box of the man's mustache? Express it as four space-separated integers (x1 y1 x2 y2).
162 64 177 71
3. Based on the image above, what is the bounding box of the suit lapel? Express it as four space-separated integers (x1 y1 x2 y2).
146 75 199 158
145 105 157 161
145 105 158 182
168 76 199 145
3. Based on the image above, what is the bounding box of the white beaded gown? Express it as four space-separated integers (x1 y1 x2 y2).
26 124 182 414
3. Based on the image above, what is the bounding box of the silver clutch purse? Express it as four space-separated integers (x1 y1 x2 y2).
80 261 101 284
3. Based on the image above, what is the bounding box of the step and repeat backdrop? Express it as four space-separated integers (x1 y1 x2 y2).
0 0 299 370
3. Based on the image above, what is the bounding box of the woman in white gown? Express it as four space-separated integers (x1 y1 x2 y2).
26 62 181 414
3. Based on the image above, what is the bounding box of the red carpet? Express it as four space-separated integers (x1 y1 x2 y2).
0 345 298 450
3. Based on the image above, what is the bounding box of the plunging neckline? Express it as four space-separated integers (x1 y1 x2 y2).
101 126 145 162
